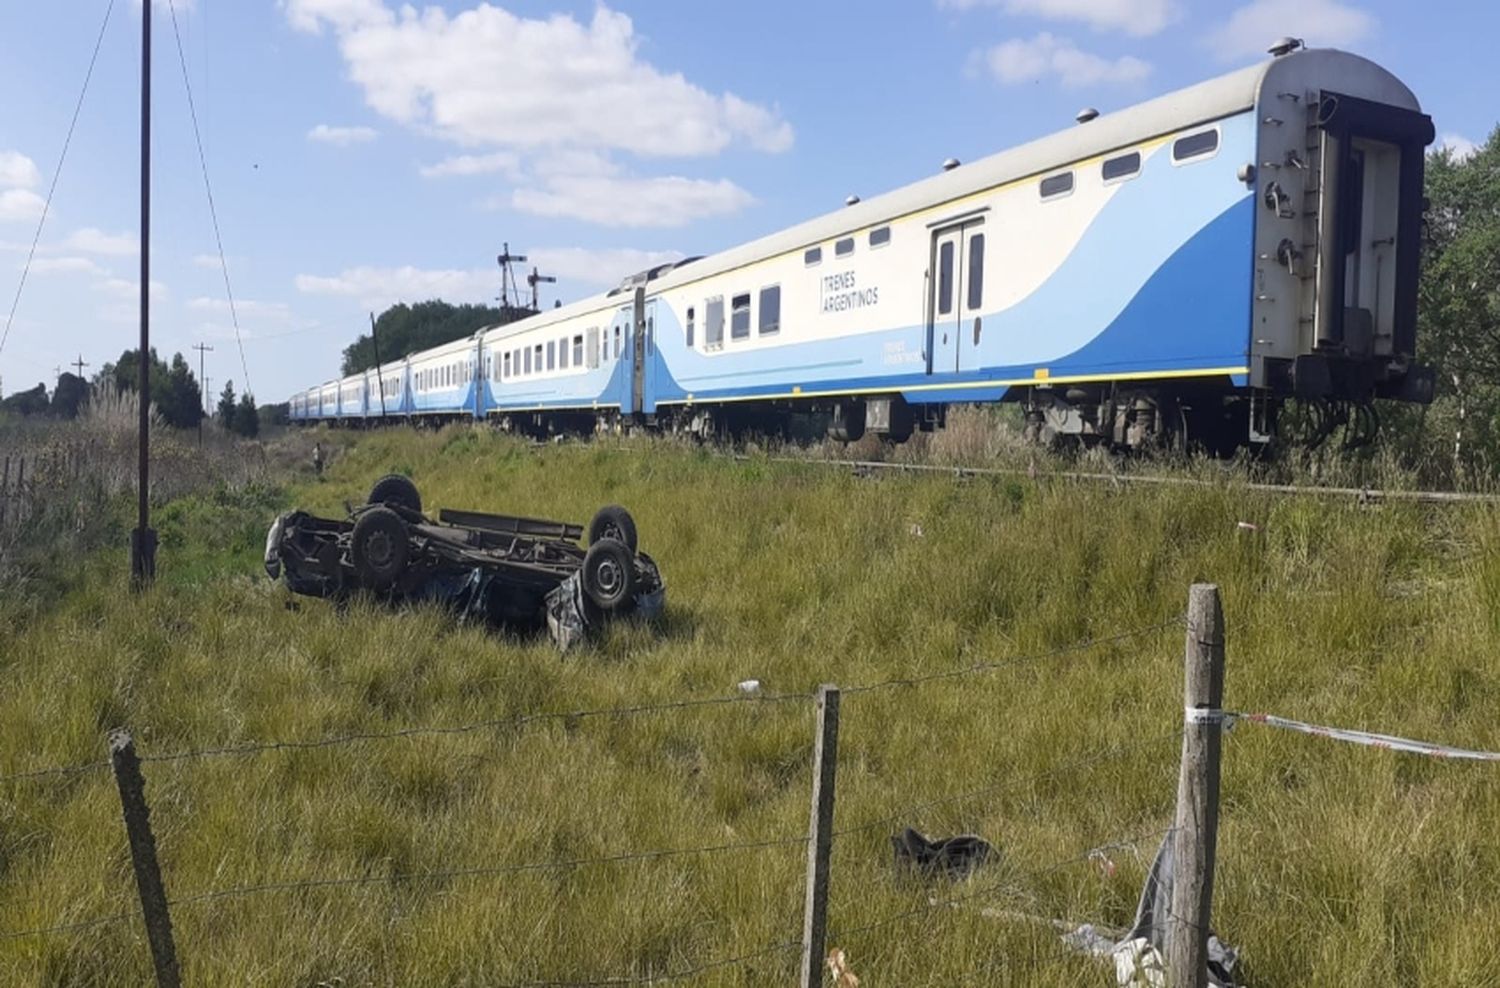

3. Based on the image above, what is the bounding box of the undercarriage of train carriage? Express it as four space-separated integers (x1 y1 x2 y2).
1016 383 1388 455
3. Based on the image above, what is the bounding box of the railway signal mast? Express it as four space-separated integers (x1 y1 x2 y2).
527 266 557 311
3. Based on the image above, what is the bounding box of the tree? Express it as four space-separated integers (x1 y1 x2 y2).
234 392 260 438
102 347 203 429
217 380 237 432
50 372 87 418
341 300 513 375
0 383 49 416
1416 127 1500 469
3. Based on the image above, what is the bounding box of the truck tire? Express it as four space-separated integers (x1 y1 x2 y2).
587 505 638 554
351 507 410 591
368 473 421 513
581 538 637 613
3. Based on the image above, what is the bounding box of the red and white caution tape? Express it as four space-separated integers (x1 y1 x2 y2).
1229 711 1500 762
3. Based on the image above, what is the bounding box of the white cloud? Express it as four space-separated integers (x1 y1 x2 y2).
1208 0 1375 60
26 256 105 276
95 277 168 301
939 0 1177 37
0 189 45 223
295 265 496 310
187 297 295 321
510 174 753 228
418 151 522 179
0 151 41 190
64 227 139 256
526 247 686 288
975 33 1152 87
1438 133 1479 162
307 123 379 146
282 2 792 157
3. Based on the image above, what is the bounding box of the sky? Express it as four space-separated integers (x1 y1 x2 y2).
0 0 1494 405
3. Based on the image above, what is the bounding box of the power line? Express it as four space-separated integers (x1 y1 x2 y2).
0 0 117 363
166 0 251 399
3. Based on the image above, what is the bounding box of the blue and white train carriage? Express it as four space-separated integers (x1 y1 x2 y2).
291 45 1434 450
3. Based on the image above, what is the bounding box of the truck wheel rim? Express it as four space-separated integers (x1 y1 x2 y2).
366 532 393 567
595 559 623 597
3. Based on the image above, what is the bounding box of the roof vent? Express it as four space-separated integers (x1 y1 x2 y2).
845 194 861 206
942 157 961 172
1075 107 1100 124
1268 37 1304 57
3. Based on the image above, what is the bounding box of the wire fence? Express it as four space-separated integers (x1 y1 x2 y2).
0 612 1203 986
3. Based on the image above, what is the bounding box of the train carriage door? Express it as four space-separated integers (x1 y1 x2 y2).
473 343 484 419
631 287 647 416
611 303 634 411
640 293 659 415
927 220 984 375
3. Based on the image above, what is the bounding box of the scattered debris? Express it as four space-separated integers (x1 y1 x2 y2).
1236 521 1260 533
737 679 762 694
1065 834 1241 987
827 947 861 987
891 828 993 881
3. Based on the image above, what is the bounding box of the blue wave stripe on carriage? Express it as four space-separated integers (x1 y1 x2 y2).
643 113 1254 406
644 190 1253 406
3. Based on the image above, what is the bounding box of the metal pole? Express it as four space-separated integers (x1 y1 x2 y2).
369 312 387 418
130 0 155 587
192 343 212 445
1167 584 1226 988
799 684 840 988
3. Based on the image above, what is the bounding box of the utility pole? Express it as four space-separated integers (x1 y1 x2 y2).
73 354 89 379
192 342 213 445
368 313 386 418
130 0 155 588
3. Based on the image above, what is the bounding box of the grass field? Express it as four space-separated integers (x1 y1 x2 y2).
3 425 1500 985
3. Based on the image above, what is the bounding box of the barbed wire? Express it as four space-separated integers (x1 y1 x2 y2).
833 729 1183 838
827 824 1174 946
1 621 1178 783
0 911 131 943
840 617 1182 696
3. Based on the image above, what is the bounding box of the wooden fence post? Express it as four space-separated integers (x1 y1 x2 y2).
0 454 9 529
109 730 181 988
1167 584 1226 988
799 684 841 988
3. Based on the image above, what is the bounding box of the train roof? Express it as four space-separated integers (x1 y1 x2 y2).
452 49 1419 354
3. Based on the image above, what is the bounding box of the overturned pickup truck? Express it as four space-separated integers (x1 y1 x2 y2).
263 474 663 650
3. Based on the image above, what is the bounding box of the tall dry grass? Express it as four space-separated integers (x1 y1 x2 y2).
1 425 1498 984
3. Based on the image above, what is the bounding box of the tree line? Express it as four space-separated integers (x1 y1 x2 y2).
0 347 261 437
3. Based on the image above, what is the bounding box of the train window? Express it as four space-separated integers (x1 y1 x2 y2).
1173 129 1218 163
1102 151 1141 182
647 316 654 356
937 240 954 316
804 247 822 266
1040 172 1074 199
869 226 891 248
535 344 544 372
587 327 600 368
547 340 556 370
731 293 751 340
967 234 985 311
559 338 569 369
759 285 781 335
835 237 854 258
686 306 695 347
524 348 532 374
614 325 622 359
503 352 511 379
705 296 724 349
573 335 583 366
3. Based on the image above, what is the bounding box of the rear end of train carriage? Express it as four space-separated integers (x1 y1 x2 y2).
1015 45 1435 452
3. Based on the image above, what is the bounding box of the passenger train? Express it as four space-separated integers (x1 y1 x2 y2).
290 44 1435 451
